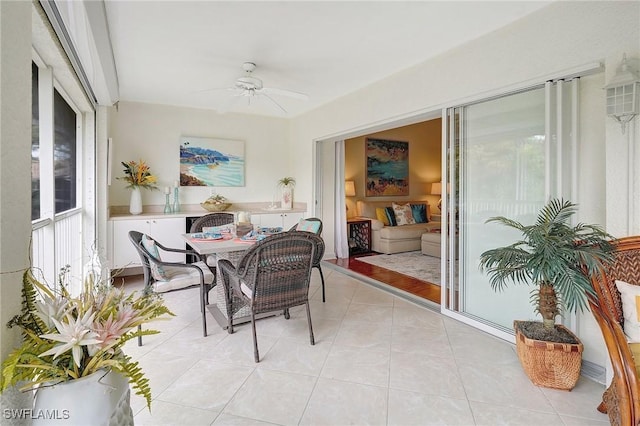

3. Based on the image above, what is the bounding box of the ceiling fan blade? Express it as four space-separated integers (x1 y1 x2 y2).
260 93 288 114
261 87 309 101
191 87 236 95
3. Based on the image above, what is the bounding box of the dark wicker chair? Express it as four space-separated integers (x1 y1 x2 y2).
288 218 326 302
588 235 640 425
189 212 235 233
129 230 215 343
217 231 324 362
189 212 236 277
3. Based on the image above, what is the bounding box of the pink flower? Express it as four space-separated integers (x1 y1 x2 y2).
88 314 128 355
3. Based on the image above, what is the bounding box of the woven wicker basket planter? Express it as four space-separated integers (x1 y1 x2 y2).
513 320 583 391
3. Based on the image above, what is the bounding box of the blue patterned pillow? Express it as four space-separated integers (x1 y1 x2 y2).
296 219 321 233
410 204 428 223
384 207 397 226
141 235 167 280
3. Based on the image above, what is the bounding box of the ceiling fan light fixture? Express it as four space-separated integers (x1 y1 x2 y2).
206 61 308 114
236 76 263 91
242 62 257 73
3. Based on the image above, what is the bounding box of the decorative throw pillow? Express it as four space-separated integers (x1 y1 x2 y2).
392 202 416 226
376 208 390 226
141 235 167 281
426 204 432 221
410 204 428 223
384 206 397 226
615 279 640 341
296 219 321 234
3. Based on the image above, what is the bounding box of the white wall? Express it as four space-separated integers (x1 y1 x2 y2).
108 101 290 208
289 1 640 370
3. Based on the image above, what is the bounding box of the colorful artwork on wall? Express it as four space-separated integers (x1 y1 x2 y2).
365 138 409 196
179 136 245 187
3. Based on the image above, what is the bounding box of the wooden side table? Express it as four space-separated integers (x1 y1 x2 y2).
347 218 372 256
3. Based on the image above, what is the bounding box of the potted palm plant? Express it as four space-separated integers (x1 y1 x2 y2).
478 198 614 390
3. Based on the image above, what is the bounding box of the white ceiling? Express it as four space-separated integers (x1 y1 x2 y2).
104 1 552 118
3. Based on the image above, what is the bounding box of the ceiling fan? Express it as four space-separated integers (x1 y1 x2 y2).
211 62 309 114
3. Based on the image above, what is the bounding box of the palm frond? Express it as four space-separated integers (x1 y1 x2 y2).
479 198 613 322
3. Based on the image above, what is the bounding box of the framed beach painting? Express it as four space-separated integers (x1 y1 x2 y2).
365 138 409 196
179 136 245 186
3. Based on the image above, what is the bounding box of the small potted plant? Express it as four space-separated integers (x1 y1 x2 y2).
278 177 296 210
1 267 173 422
478 198 614 390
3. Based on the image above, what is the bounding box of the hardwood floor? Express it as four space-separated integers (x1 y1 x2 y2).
325 254 441 304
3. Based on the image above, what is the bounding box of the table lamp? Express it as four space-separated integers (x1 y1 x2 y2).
431 182 442 211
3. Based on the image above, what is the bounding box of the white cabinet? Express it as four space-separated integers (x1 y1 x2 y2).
110 217 186 270
252 212 304 230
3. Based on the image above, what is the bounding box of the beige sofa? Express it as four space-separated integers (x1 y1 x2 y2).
356 200 441 254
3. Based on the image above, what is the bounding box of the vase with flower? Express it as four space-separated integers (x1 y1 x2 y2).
118 160 158 215
1 266 173 423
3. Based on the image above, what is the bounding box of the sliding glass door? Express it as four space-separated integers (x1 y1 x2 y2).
443 80 580 336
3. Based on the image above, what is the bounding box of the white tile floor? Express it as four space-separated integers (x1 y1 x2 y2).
122 267 610 426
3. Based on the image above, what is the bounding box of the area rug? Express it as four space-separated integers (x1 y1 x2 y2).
355 251 443 285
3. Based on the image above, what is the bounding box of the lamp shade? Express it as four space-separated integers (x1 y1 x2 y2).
345 180 356 197
431 182 442 195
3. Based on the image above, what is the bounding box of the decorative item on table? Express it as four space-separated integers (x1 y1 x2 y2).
163 186 172 214
235 211 252 237
201 194 231 212
0 265 174 420
278 176 296 210
172 180 180 213
240 229 267 242
190 232 223 241
478 198 614 390
117 159 158 215
258 226 283 235
202 223 236 239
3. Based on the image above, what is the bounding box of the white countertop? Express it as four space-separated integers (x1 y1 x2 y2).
109 202 307 220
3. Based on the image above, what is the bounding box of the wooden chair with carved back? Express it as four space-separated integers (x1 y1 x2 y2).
589 236 640 425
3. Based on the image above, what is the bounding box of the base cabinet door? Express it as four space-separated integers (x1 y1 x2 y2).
111 217 185 270
253 212 304 230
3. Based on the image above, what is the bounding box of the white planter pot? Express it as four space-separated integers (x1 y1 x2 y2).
33 369 133 426
281 185 293 210
129 187 142 215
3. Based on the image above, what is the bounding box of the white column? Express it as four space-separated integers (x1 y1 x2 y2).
0 0 32 358
0 2 35 418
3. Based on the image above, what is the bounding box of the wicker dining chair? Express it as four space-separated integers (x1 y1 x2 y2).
217 231 323 362
189 212 235 233
588 235 640 425
189 212 236 274
288 218 326 302
129 230 215 343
